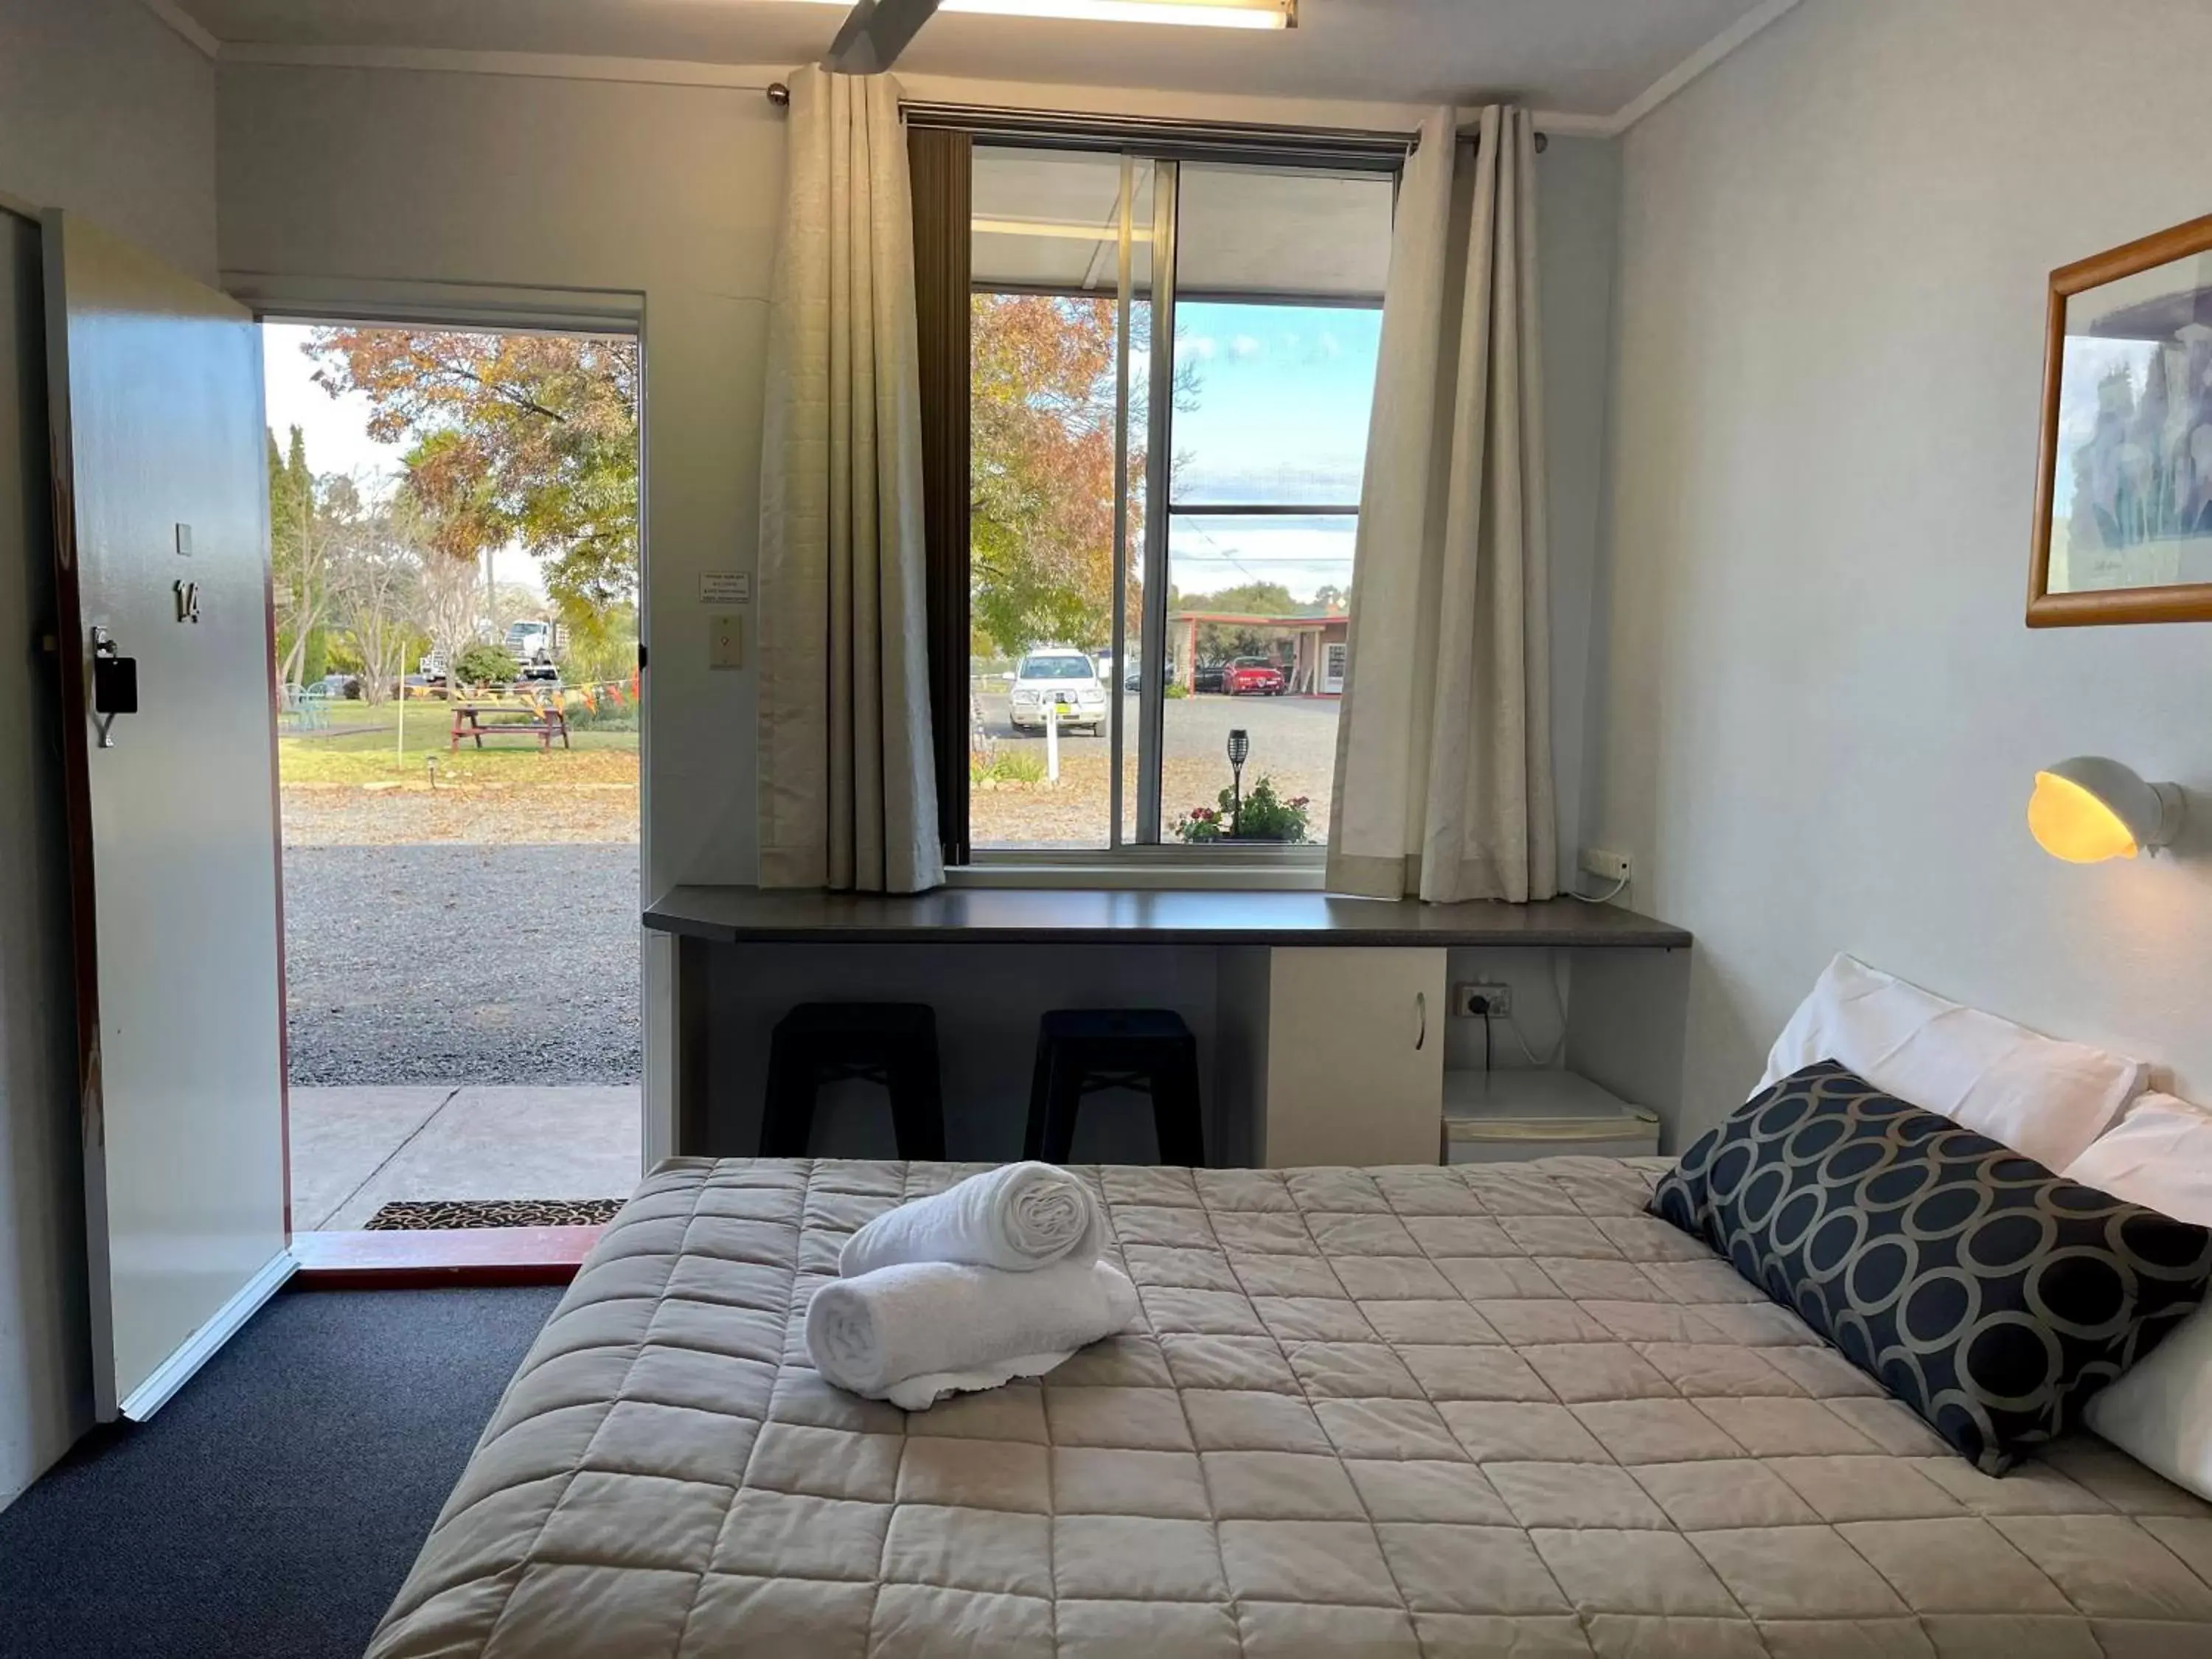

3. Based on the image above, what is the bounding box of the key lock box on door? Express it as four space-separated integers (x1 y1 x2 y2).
88 571 198 747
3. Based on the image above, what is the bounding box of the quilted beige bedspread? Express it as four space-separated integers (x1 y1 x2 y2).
369 1158 2212 1658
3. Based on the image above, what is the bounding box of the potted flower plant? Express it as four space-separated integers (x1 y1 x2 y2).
1171 776 1312 844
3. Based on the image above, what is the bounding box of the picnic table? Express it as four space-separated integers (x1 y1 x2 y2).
450 701 571 752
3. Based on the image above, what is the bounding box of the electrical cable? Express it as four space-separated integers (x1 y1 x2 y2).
1501 950 1569 1068
1566 872 1630 905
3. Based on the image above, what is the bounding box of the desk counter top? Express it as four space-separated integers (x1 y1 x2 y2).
644 886 1691 950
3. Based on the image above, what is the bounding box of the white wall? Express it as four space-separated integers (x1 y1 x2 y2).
1585 0 2212 1140
216 65 1618 895
0 0 217 279
219 64 782 898
0 0 218 1509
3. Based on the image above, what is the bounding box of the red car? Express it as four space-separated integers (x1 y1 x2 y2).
1224 657 1287 695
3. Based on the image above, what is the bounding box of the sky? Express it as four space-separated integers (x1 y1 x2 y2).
1164 300 1379 602
262 322 399 487
261 321 548 602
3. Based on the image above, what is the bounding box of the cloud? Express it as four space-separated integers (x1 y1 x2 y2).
1228 334 1264 361
1180 334 1217 361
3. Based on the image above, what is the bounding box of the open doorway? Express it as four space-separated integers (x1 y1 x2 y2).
261 320 643 1246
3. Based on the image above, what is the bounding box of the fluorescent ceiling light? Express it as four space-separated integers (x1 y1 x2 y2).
944 0 1289 26
801 0 1293 29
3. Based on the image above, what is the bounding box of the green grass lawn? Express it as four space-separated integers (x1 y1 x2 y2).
281 714 638 785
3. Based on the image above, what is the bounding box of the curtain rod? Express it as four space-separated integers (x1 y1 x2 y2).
762 83 1546 154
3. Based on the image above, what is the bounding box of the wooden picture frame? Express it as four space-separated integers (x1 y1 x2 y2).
2028 212 2212 626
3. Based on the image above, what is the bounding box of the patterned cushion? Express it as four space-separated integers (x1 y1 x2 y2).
1652 1061 2212 1474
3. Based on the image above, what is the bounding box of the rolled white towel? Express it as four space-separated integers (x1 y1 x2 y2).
880 1352 1080 1413
838 1161 1105 1277
806 1258 1138 1405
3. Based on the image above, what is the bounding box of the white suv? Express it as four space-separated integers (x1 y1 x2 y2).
1007 649 1107 735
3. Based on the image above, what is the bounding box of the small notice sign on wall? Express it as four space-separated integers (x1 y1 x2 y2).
699 571 751 605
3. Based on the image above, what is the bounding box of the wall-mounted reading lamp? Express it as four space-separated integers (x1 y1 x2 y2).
2028 757 2186 863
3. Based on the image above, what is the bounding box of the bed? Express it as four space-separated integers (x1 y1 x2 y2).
369 1156 2212 1658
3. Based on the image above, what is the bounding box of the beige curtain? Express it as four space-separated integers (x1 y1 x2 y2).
1326 105 1557 904
757 66 944 893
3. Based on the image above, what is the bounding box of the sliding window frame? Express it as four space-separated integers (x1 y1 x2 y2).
909 112 1403 868
1106 153 1135 852
1133 159 1178 846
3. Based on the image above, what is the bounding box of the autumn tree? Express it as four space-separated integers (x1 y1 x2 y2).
305 328 639 659
970 294 1124 656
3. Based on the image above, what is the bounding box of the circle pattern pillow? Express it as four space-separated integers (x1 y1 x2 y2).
1651 1060 2212 1473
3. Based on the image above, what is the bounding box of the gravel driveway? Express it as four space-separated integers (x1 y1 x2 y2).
282 844 641 1086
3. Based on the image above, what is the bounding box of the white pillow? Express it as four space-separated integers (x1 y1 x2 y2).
2065 1092 2212 1222
2066 1093 2212 1503
1760 954 2149 1171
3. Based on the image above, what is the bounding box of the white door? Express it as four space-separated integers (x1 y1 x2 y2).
1324 641 1346 695
44 212 291 1422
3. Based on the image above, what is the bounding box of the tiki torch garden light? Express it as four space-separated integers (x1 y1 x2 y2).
1227 728 1250 830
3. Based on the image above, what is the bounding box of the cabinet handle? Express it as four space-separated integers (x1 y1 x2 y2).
1414 990 1427 1051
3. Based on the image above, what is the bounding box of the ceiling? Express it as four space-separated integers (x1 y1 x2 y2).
165 0 1784 119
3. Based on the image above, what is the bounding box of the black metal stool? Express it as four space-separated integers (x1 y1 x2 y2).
759 1003 945 1159
1024 1009 1204 1167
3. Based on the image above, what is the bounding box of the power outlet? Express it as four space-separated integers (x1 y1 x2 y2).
1451 981 1513 1019
1579 847 1632 883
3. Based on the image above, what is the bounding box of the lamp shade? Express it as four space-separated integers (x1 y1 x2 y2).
2028 757 2185 863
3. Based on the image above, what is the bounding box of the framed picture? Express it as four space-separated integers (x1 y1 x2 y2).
2028 212 2212 625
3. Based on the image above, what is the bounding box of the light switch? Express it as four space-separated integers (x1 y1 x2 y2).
174 523 193 557
708 612 745 670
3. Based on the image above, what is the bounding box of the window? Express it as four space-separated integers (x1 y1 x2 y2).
917 124 1395 863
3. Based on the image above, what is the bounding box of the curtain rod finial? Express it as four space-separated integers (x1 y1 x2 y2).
768 81 790 108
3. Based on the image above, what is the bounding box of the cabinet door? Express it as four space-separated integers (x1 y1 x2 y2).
1264 947 1445 1168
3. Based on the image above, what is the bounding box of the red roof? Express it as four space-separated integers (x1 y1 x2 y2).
1167 611 1346 627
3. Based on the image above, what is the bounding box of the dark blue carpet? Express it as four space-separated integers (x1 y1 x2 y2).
0 1287 559 1658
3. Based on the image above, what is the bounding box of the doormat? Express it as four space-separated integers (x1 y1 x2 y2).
364 1199 625 1231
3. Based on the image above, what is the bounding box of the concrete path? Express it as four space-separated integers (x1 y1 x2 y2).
291 1085 642 1231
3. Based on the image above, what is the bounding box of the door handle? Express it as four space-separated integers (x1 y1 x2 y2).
90 627 138 748
1414 990 1427 1051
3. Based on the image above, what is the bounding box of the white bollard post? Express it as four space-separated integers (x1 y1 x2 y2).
1046 700 1060 783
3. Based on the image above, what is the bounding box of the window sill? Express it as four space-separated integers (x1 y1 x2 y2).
949 855 1326 891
